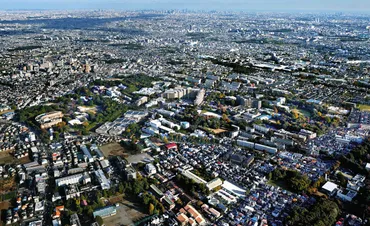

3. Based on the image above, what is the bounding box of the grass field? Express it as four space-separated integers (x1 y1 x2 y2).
358 104 370 112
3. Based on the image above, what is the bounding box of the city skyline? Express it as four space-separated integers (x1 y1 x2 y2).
1 0 370 12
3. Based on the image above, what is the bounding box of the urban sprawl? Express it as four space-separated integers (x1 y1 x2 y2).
0 10 370 226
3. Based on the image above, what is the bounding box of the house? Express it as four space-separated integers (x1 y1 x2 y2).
125 167 137 181
366 163 370 171
230 154 244 165
184 205 206 225
145 164 157 175
165 143 178 151
243 155 255 167
53 206 64 219
180 121 190 129
176 213 189 225
70 213 82 226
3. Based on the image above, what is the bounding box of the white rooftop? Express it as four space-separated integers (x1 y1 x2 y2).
322 181 338 192
222 180 246 198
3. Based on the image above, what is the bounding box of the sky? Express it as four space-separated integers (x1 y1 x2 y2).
0 0 369 12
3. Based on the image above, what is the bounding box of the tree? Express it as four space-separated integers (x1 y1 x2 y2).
149 203 155 215
118 183 124 194
245 189 250 196
337 172 348 187
176 198 183 206
163 137 169 144
290 174 311 192
95 216 104 226
196 200 204 207
96 191 102 199
75 198 80 206
57 121 67 129
136 172 143 181
292 109 299 119
103 190 108 198
54 131 60 140
285 199 340 226
268 172 272 180
87 206 94 216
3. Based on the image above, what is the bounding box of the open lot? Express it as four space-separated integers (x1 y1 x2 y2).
126 153 154 164
0 179 17 196
0 151 30 165
104 199 147 226
0 200 11 210
100 142 129 158
0 151 14 165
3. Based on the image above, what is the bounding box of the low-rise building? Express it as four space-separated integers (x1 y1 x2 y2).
93 206 117 219
35 111 63 129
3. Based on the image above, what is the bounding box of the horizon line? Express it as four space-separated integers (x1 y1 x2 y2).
1 8 370 14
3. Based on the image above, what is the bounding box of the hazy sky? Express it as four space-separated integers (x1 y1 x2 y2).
0 0 369 12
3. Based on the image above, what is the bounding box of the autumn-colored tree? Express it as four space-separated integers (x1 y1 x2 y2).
148 203 155 215
136 172 143 181
75 198 80 206
163 137 169 144
196 200 204 207
57 121 67 128
292 110 299 119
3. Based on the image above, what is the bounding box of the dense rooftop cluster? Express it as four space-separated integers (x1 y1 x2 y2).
0 10 369 226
